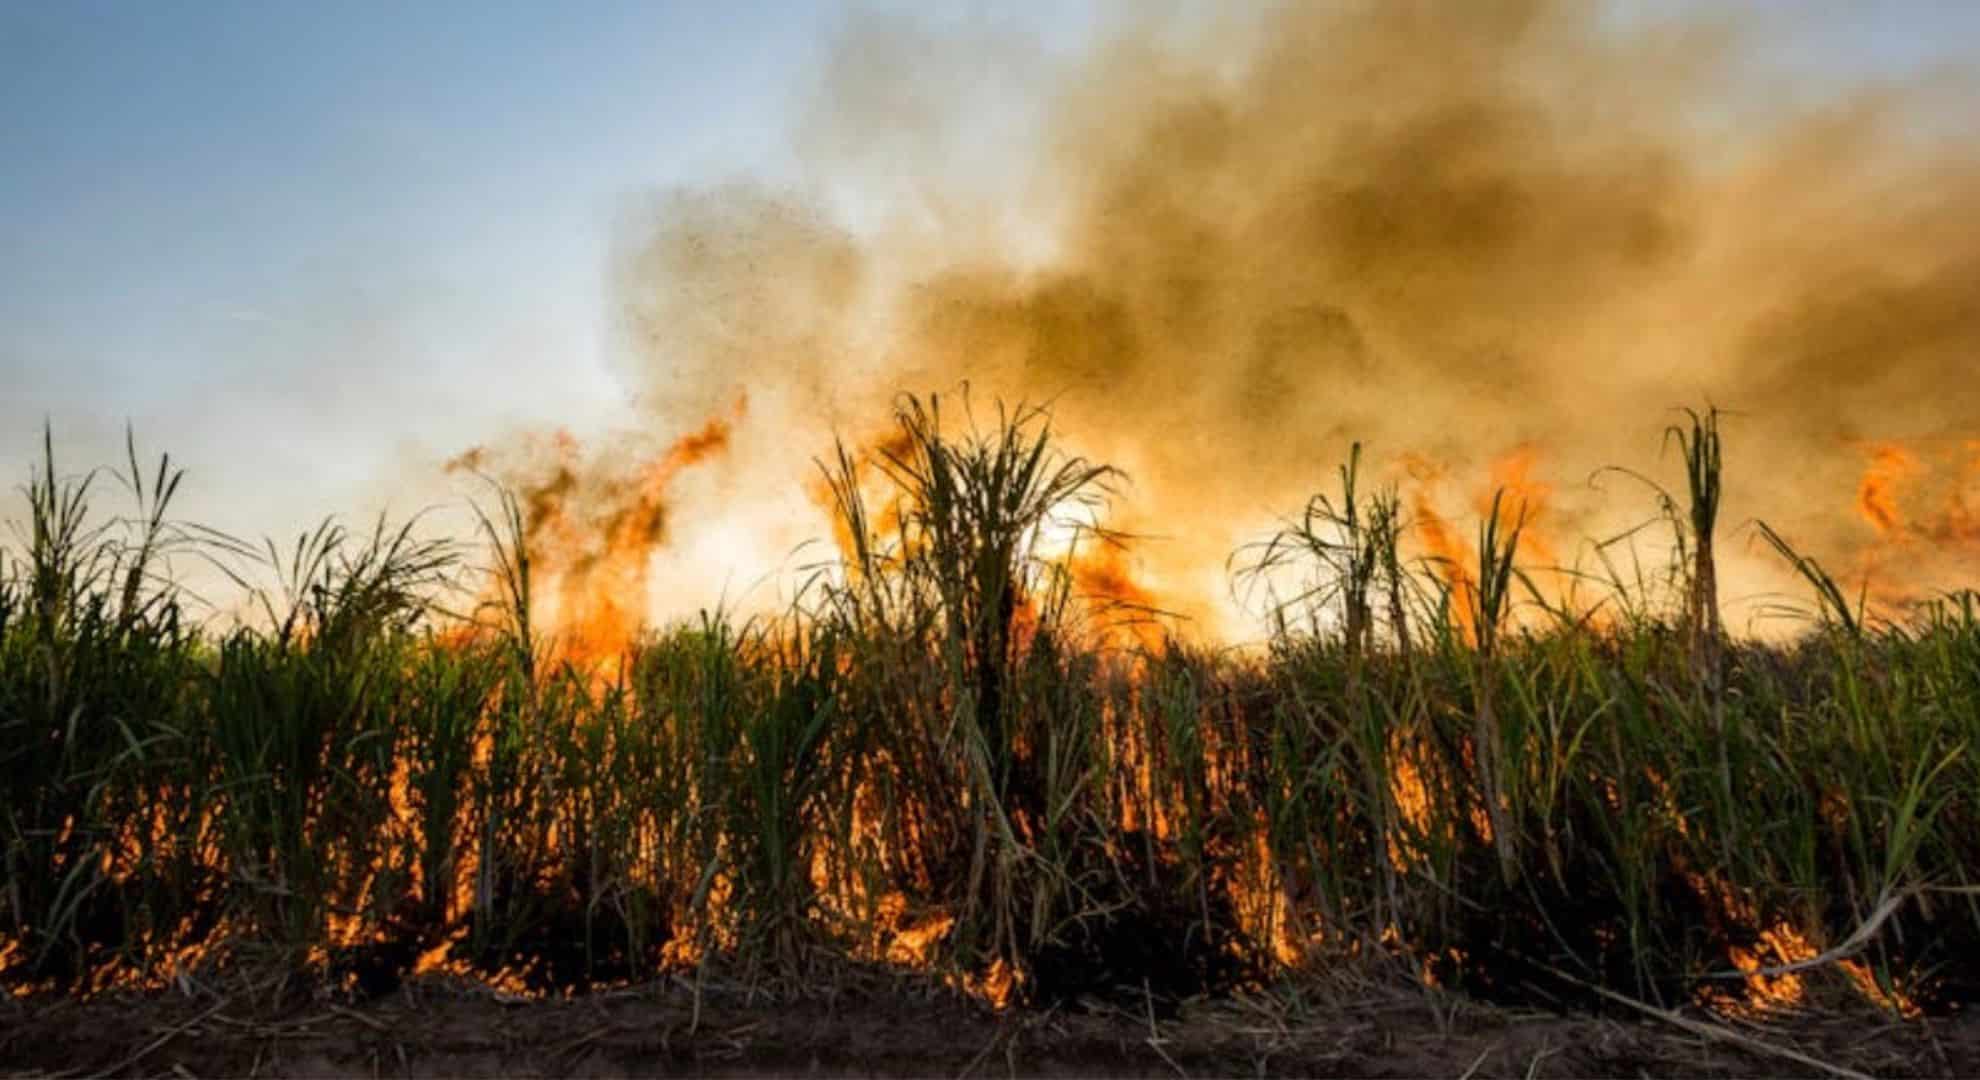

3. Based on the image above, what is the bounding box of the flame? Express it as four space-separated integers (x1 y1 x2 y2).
1839 958 1922 1018
452 397 746 668
963 957 1020 1010
1683 871 1816 1013
1856 443 1922 539
1843 440 1980 609
1412 493 1475 629
804 424 919 572
1481 444 1554 564
1724 923 1816 1011
1243 821 1307 968
1387 732 1435 873
1679 845 1914 1016
553 405 738 667
1847 438 1980 551
1069 542 1167 650
882 900 956 968
1390 445 1564 643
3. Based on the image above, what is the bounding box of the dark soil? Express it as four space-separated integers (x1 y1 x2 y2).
3 975 1972 1078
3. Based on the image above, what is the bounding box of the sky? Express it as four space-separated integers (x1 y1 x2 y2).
0 3 1099 536
3 1 1978 621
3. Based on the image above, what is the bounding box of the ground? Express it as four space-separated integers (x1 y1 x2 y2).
3 975 1972 1078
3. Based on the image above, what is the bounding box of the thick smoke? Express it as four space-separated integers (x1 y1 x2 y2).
587 1 1980 637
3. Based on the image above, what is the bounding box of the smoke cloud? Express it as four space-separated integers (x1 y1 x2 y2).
511 1 1980 638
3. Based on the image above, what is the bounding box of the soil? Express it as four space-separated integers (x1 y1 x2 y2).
4 975 1974 1078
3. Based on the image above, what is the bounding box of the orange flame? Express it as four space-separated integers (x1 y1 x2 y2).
1481 443 1554 564
1402 446 1556 641
1405 455 1478 638
1856 442 1921 539
454 397 746 669
1069 542 1166 649
1842 439 1980 609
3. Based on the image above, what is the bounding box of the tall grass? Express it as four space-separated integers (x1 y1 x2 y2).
3 401 1978 1019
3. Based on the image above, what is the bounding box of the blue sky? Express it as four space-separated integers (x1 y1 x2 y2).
2 2 1975 555
4 3 840 531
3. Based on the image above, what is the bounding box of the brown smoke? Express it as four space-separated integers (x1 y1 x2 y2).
547 1 1980 637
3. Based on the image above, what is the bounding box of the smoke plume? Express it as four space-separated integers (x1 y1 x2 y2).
499 2 1980 640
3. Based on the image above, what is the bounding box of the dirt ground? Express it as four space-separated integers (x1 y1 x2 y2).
4 975 1973 1078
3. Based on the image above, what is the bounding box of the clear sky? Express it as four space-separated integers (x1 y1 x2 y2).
0 2 1094 540
2 2 1975 564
